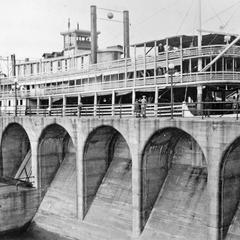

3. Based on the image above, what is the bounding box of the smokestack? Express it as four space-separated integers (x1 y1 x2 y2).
68 18 71 31
11 54 16 77
123 10 130 58
91 5 97 64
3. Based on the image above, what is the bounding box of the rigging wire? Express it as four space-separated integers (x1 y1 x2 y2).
105 0 179 44
203 0 240 24
176 0 194 35
209 0 224 26
219 4 240 30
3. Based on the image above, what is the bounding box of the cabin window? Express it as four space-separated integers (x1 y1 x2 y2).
50 61 53 72
8 100 11 106
0 101 2 107
235 58 240 71
69 80 75 86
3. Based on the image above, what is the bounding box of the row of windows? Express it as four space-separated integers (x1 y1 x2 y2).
17 56 86 76
0 99 23 107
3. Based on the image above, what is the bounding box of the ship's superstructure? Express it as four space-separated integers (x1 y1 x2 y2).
0 5 240 117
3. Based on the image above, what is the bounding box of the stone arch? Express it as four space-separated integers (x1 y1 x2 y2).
37 123 76 191
140 127 208 239
0 123 31 182
219 136 240 239
83 125 132 234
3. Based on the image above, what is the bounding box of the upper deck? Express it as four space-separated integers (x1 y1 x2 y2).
1 34 240 99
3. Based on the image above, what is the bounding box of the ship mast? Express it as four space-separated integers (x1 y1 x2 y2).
197 0 202 71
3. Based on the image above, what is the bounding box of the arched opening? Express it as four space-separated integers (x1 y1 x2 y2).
38 124 75 192
83 126 132 234
220 137 240 239
141 128 208 239
0 123 31 184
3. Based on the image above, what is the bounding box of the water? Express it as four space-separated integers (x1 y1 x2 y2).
1 224 73 240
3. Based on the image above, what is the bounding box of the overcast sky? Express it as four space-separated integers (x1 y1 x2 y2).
0 0 240 60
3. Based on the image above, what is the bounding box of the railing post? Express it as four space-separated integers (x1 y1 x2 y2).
132 89 136 116
120 103 122 118
36 97 40 115
93 92 97 117
154 86 158 117
237 104 239 120
112 90 115 117
62 95 66 117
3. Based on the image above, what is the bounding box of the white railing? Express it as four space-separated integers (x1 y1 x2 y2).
1 71 240 99
2 44 240 84
1 102 240 119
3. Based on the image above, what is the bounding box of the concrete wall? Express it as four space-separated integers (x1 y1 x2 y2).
0 187 41 233
1 117 240 239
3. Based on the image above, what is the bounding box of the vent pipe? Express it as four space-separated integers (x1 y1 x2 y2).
123 10 130 58
91 5 97 64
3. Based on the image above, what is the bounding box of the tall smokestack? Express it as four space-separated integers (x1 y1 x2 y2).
11 54 16 77
123 10 130 58
91 5 97 64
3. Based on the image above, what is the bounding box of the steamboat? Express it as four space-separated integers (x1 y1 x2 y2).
0 3 239 118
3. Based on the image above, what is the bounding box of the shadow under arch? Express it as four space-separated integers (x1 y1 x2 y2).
219 136 240 239
37 123 76 193
0 123 31 181
83 125 132 232
140 127 208 239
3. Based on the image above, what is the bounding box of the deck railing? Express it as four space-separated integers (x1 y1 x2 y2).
1 71 240 99
1 44 240 85
0 101 239 119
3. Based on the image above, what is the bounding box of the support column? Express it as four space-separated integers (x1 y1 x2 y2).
207 147 222 240
144 42 146 86
62 95 66 116
154 41 157 85
31 140 38 188
132 89 136 116
76 128 86 220
36 97 40 115
125 58 127 87
154 86 158 117
197 85 203 115
165 38 169 84
112 90 115 116
78 94 82 117
180 36 183 83
93 92 97 117
134 45 137 87
48 96 52 116
131 128 142 239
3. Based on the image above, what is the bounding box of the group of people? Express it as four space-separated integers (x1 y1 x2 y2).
134 96 147 118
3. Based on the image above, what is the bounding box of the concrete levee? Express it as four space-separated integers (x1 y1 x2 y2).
0 116 240 239
0 186 41 234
